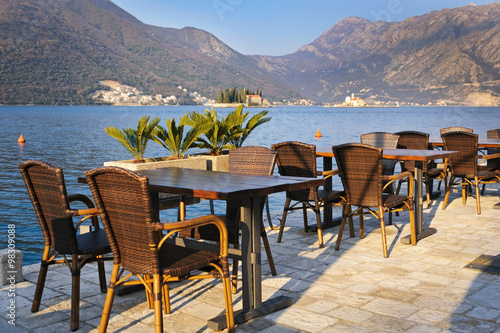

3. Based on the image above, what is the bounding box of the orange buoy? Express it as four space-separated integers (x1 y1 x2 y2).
315 129 322 138
17 134 26 143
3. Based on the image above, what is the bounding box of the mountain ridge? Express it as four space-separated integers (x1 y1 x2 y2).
0 0 499 105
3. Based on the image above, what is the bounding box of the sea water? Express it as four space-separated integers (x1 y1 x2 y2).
1 105 498 264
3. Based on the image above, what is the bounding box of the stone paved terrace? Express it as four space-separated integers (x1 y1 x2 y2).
2 187 500 332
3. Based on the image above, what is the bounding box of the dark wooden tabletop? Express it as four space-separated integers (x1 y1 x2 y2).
316 147 459 162
125 167 324 200
430 138 500 148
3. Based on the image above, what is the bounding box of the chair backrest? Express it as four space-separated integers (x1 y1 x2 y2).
226 145 277 224
395 131 430 172
360 132 400 149
19 160 79 254
332 143 383 207
271 141 318 201
228 146 277 176
440 127 473 135
441 131 478 179
487 129 500 139
85 166 158 274
486 129 500 168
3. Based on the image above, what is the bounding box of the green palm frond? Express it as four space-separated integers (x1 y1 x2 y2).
105 115 160 161
153 115 210 158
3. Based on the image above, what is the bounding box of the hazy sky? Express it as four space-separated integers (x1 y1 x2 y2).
111 0 497 56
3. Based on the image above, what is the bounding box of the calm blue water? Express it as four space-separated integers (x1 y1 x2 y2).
1 105 498 265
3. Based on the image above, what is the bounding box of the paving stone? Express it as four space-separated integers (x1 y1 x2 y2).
7 190 500 332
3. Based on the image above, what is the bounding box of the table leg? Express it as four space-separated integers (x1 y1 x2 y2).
208 196 292 330
401 161 436 244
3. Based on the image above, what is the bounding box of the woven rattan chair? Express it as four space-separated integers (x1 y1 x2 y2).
485 128 500 170
332 144 416 257
395 131 446 207
360 132 400 223
440 126 473 135
85 166 234 333
271 141 346 248
441 131 500 215
179 146 277 292
360 131 400 176
19 160 111 331
487 128 500 139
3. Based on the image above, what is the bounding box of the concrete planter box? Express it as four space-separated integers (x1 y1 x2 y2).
103 153 229 210
104 154 229 172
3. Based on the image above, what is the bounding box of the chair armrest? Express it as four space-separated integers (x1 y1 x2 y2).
383 171 414 196
318 169 339 179
152 215 229 257
479 153 500 165
68 194 100 230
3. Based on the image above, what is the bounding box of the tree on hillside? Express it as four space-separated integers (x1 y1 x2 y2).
217 89 224 103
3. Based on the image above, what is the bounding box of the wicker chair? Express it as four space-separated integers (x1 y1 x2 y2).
179 146 277 292
395 131 446 207
440 126 473 135
85 166 234 333
19 160 111 331
332 144 416 257
485 128 500 171
271 141 346 248
441 131 500 215
360 132 400 184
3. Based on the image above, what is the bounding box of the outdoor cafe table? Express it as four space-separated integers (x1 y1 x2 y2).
316 147 459 244
430 138 500 149
81 167 324 330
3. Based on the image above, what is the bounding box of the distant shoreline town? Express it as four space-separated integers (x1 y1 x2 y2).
91 81 497 108
92 81 316 107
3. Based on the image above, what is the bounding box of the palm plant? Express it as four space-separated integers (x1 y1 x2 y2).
229 106 271 148
187 107 246 155
104 115 160 163
153 115 211 159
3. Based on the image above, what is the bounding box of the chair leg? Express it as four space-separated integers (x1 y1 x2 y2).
99 265 119 333
231 244 240 293
395 179 402 196
408 205 416 246
220 266 235 333
475 177 481 215
378 207 389 258
442 177 452 210
462 179 467 205
334 208 348 251
260 220 277 275
163 282 171 314
359 209 364 239
31 262 48 313
347 205 355 238
481 183 486 195
265 197 274 229
70 254 80 331
97 256 107 293
152 274 163 333
277 197 291 243
314 203 324 248
425 178 432 208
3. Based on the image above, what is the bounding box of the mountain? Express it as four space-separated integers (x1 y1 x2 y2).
0 0 301 105
0 0 499 105
253 2 500 105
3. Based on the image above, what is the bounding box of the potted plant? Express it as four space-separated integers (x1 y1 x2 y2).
103 107 271 172
186 107 244 156
153 115 211 159
104 115 160 163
